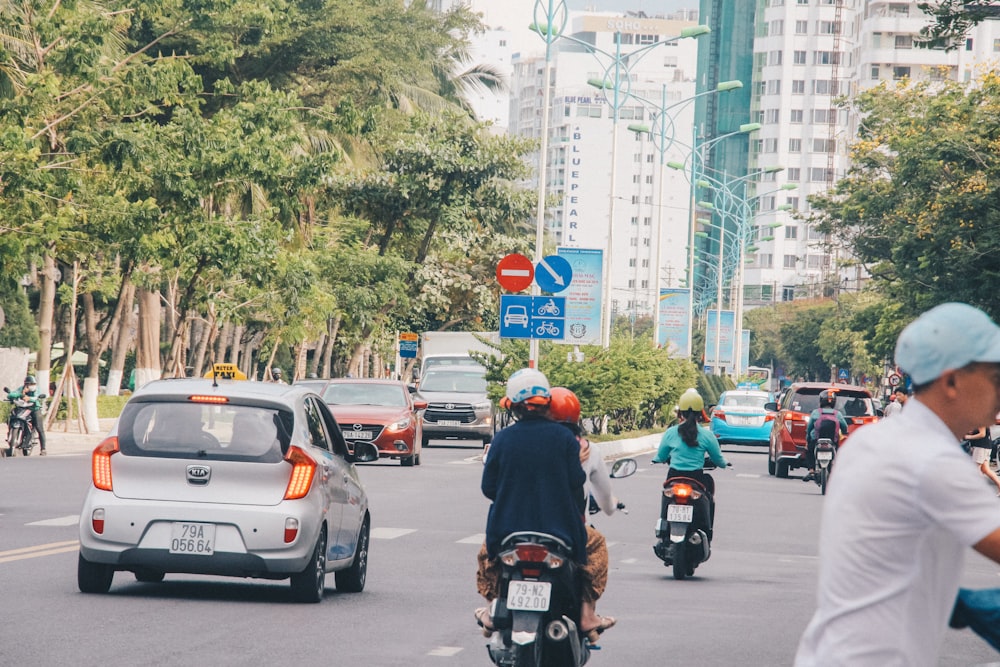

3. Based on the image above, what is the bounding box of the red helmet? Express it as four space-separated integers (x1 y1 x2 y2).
548 387 581 424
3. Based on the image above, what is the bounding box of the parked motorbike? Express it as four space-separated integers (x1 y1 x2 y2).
484 458 636 666
653 458 726 580
3 388 45 457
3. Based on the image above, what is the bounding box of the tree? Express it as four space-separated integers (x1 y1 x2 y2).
809 76 1000 321
917 1 1000 49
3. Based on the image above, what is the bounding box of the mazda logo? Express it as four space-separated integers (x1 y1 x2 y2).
354 424 363 431
187 465 211 485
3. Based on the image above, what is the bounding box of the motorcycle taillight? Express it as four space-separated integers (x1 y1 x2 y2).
663 482 701 503
515 543 549 563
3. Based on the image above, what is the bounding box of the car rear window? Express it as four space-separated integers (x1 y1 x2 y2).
420 370 487 393
721 393 769 408
786 388 875 417
324 383 406 407
117 400 293 462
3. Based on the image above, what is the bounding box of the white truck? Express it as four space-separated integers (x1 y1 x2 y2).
416 331 500 447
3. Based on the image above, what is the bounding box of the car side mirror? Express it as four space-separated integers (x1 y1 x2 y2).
764 402 779 411
413 400 428 410
610 458 637 479
876 409 884 417
349 440 379 463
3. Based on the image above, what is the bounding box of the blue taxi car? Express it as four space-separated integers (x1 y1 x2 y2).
709 389 775 446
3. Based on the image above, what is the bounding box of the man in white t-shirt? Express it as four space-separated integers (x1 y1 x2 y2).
795 302 1000 666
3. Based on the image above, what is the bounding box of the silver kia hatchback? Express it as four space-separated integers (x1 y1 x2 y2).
77 378 378 602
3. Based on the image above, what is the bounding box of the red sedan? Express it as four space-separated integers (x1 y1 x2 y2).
306 379 427 467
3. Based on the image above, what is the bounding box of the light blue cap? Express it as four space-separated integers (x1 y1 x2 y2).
895 302 1000 385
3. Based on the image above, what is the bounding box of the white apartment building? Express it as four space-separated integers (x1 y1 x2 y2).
746 0 1000 305
508 13 702 319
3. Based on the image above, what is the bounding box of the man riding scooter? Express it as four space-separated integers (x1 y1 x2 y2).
6 375 47 456
802 389 849 482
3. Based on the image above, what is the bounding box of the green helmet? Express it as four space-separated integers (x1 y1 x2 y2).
677 388 704 412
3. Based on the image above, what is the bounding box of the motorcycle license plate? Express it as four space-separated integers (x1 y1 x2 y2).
667 504 693 523
169 522 215 555
817 450 834 462
506 581 552 611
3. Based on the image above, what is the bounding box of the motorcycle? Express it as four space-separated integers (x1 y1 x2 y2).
3 388 45 457
653 458 726 580
484 458 637 667
813 437 836 495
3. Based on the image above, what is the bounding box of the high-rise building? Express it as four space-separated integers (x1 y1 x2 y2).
743 0 1000 306
508 12 703 321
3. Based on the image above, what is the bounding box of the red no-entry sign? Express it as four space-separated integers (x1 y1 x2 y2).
496 253 534 292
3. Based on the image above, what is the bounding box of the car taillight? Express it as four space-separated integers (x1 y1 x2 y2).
765 413 775 422
92 437 119 491
284 517 299 543
664 482 702 503
283 446 317 500
92 508 105 534
713 408 726 420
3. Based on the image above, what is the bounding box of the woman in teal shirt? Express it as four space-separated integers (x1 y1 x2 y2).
653 389 728 533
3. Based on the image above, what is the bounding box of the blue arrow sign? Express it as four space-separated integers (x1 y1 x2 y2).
535 255 573 294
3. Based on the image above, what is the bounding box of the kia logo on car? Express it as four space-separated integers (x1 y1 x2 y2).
187 465 211 485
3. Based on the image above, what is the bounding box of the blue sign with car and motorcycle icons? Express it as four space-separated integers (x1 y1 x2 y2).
500 295 566 340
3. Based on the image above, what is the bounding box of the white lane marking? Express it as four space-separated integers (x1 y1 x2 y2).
736 473 761 478
427 647 463 657
621 558 638 564
605 541 618 548
0 540 79 564
457 533 486 544
26 514 80 527
370 527 416 540
450 459 478 465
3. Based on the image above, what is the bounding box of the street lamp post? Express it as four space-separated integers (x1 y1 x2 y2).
625 79 743 351
539 22 711 347
665 122 761 370
691 170 796 377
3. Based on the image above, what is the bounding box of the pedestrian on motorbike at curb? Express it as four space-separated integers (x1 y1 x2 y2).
6 375 47 456
652 388 728 538
965 425 1000 495
795 302 1000 666
801 389 849 483
474 368 589 638
547 386 619 641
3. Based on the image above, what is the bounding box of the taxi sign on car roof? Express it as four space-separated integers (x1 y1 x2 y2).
203 363 247 380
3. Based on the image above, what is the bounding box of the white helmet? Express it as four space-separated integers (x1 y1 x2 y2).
505 368 551 406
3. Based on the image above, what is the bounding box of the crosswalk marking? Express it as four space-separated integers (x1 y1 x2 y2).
370 527 417 540
26 514 80 527
457 533 485 544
